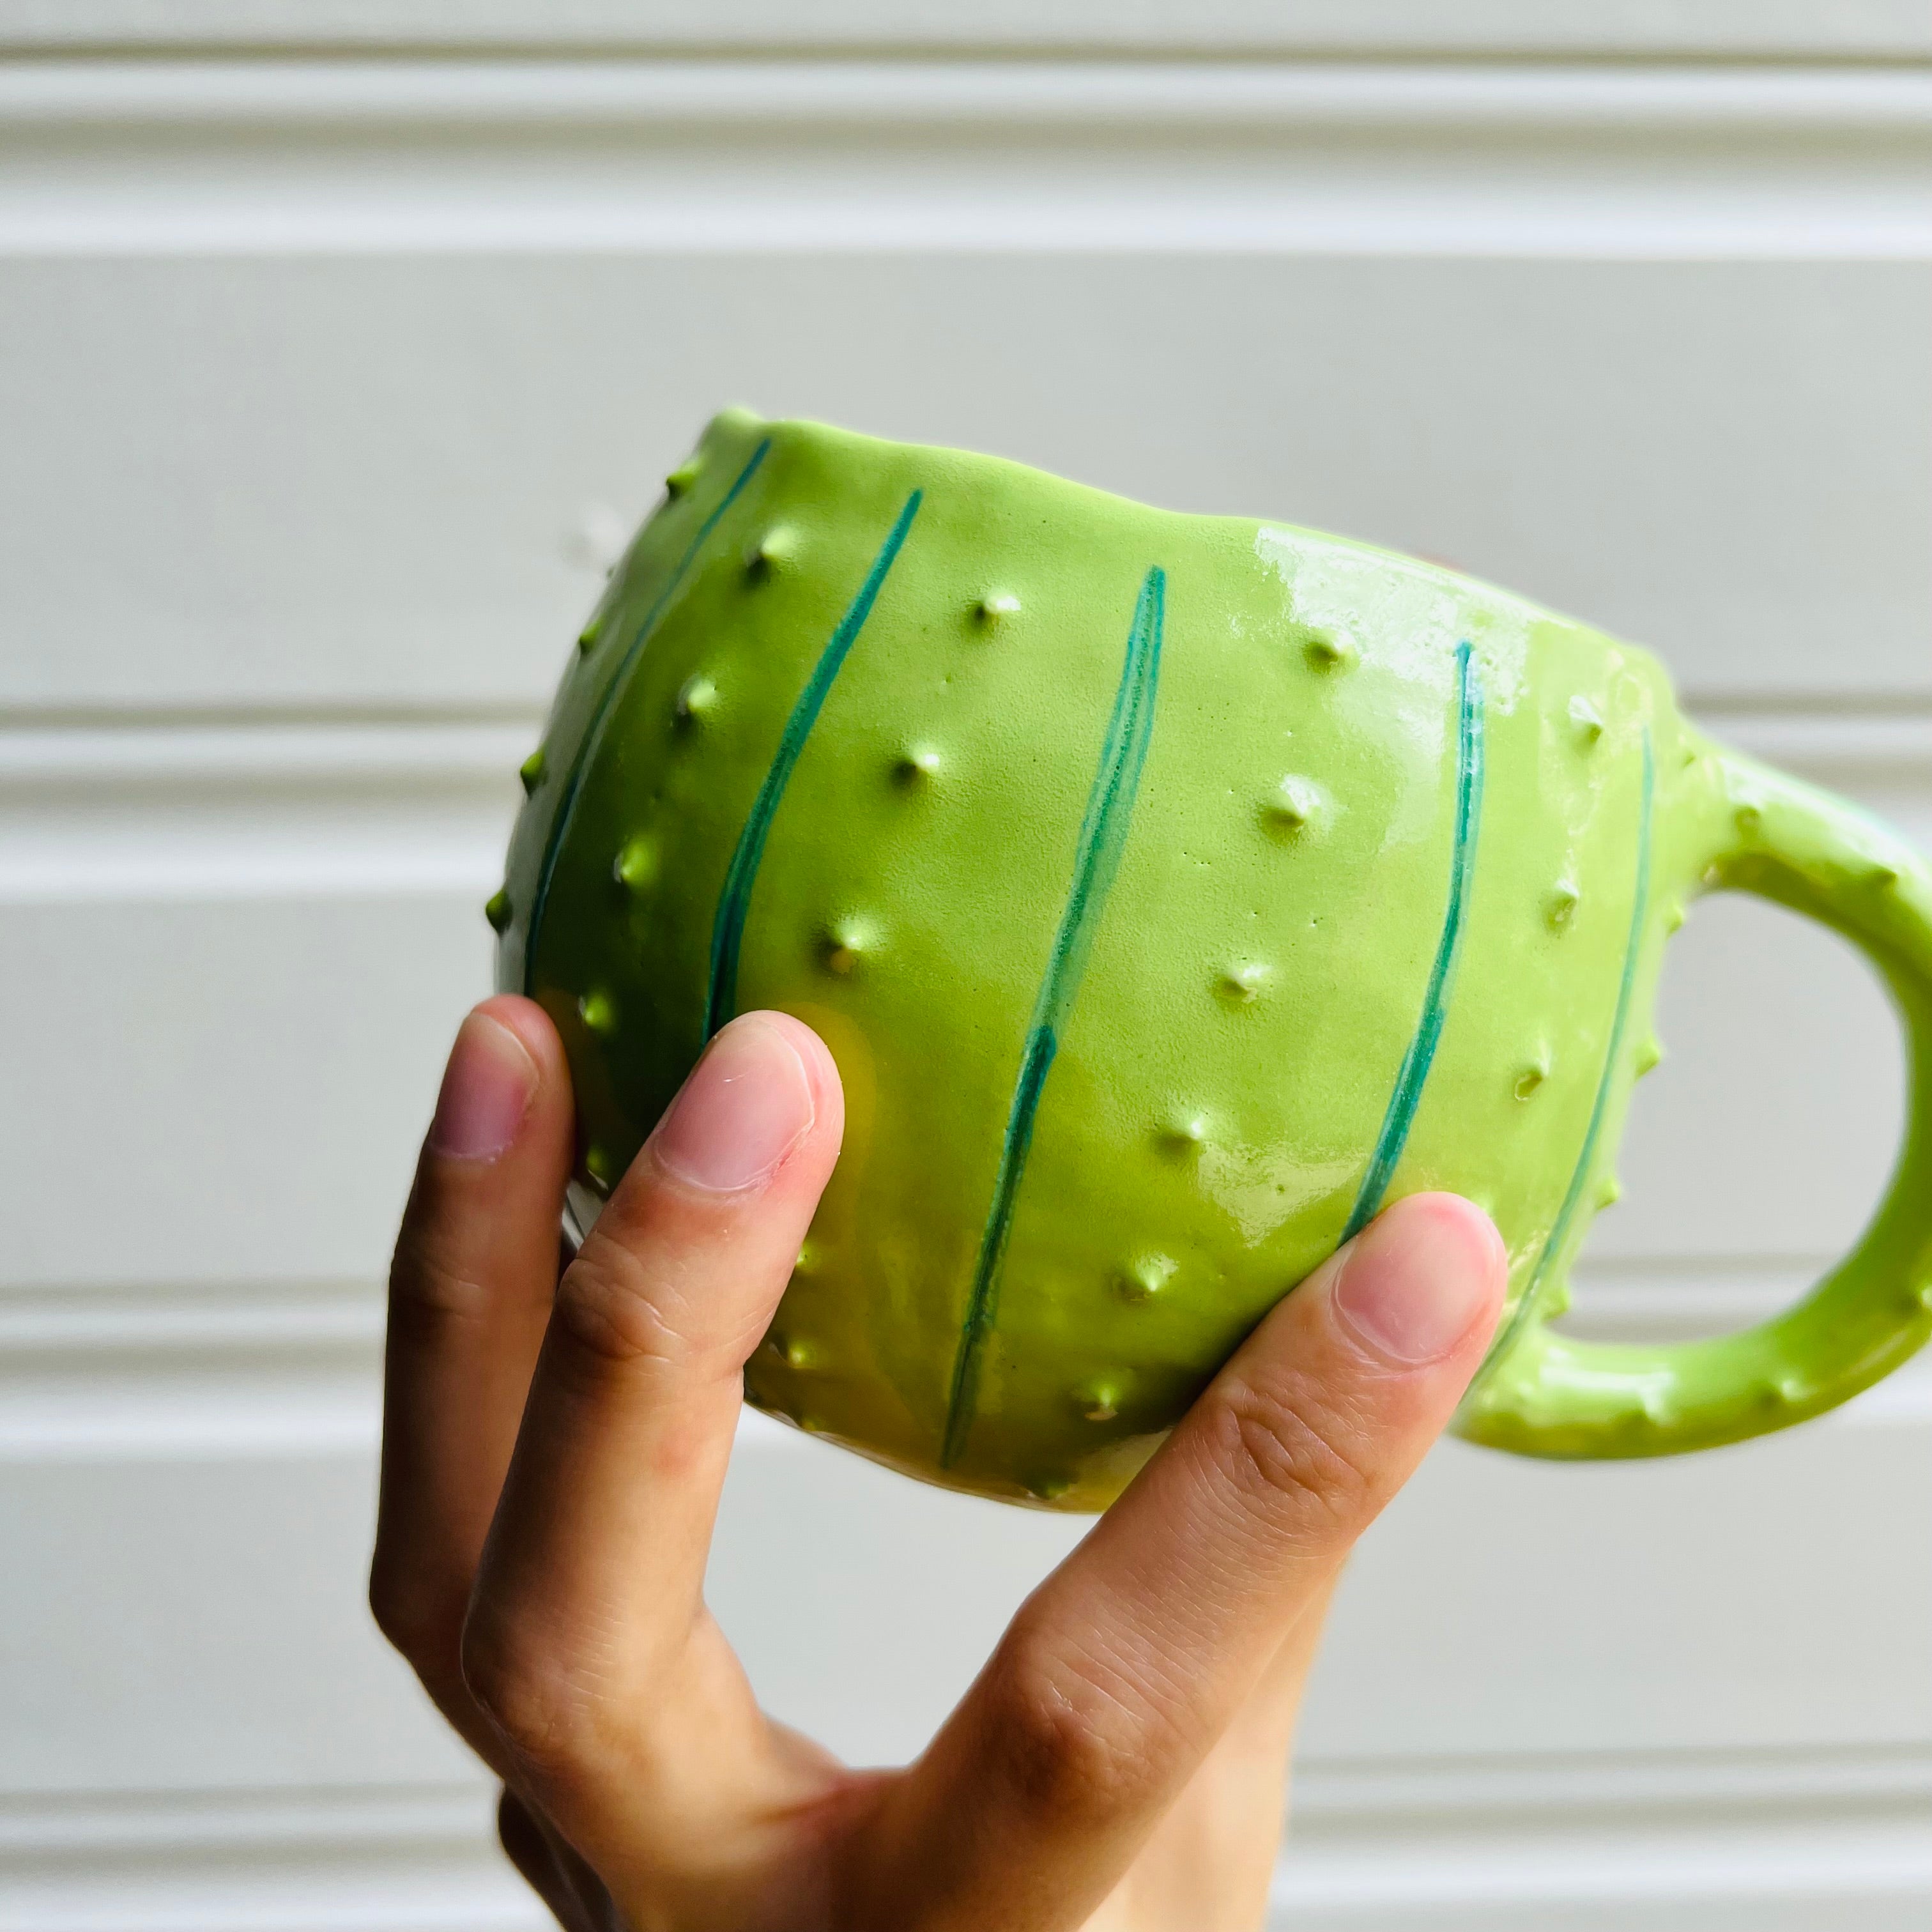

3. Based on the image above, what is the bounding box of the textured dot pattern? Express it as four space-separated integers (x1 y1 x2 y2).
491 408 1932 1506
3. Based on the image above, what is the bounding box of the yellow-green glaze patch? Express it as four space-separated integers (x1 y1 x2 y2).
495 411 1932 1510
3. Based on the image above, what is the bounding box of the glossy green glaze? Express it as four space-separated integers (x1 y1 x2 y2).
495 410 1932 1510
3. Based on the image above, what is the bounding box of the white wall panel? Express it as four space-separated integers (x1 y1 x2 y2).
6 63 1926 260
3 36 1928 1932
0 1456 463 1793
2 256 1926 712
0 895 486 1289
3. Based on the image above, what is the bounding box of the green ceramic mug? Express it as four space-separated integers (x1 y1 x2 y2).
493 409 1932 1510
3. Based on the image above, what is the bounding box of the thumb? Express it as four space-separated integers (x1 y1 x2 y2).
1132 1188 1508 1592
872 1195 1505 1931
1050 1191 1507 1724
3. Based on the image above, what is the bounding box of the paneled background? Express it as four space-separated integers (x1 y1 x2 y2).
1 8 1928 1928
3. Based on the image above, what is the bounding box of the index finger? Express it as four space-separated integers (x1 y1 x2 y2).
457 1013 843 1782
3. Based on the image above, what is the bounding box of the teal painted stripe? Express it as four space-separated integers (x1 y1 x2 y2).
1485 727 1656 1368
940 565 1166 1471
1339 640 1487 1245
523 438 771 994
705 489 923 1037
940 1026 1060 1469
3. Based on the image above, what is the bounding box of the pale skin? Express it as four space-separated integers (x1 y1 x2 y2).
372 997 1506 1932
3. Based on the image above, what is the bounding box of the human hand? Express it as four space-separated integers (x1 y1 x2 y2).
372 997 1505 1931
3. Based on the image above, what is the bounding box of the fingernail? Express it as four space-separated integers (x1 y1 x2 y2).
1330 1196 1501 1367
429 1009 538 1162
650 1016 816 1194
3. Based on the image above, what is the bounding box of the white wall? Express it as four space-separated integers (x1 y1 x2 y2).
1 10 1928 1928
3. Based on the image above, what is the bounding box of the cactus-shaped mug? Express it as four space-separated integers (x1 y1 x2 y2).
493 410 1932 1510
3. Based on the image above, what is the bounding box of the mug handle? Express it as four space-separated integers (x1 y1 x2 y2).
1459 742 1932 1457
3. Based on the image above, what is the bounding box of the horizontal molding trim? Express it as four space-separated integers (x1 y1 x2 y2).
0 1279 383 1460
1275 1820 1932 1926
13 60 1932 131
0 1277 383 1354
1296 1742 1932 1823
0 1749 1925 1930
0 1784 542 1932
0 1257 1912 1353
2 1264 1927 1462
1278 1749 1932 1925
0 721 527 904
2 61 1931 257
3 1 1928 59
2 707 1926 904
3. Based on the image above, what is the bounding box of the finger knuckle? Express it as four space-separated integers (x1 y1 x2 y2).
369 1561 475 1718
981 1620 1172 1825
1209 1369 1377 1537
549 1243 689 1370
367 1559 449 1663
459 1605 602 1775
387 1232 497 1346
